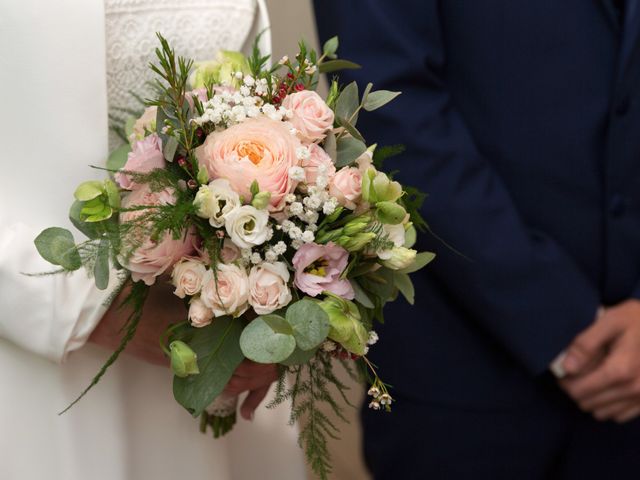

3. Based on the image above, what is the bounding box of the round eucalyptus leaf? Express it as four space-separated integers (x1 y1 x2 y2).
280 346 318 367
240 317 296 364
286 299 331 351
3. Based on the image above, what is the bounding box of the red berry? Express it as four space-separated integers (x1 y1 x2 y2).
177 156 187 167
295 83 305 92
287 73 294 80
272 95 281 103
196 127 204 138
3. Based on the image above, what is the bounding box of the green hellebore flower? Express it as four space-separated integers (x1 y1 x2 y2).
251 191 271 210
317 294 368 355
376 201 407 225
74 179 120 223
362 167 403 204
189 51 250 89
169 340 200 378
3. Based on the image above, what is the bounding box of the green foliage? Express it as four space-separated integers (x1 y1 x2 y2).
94 239 110 290
335 136 367 168
106 143 131 172
401 184 429 232
394 272 415 304
399 251 436 274
59 280 149 414
318 59 360 74
240 315 297 363
372 144 406 170
322 36 339 59
335 81 359 124
173 316 245 417
286 299 330 351
363 90 402 111
34 227 82 271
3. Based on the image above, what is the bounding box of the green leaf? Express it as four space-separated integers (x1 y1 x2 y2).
74 181 104 201
107 143 131 172
394 272 415 305
352 280 375 309
280 346 318 366
372 144 406 169
94 239 110 290
173 316 244 417
336 116 365 143
285 299 331 351
358 267 396 303
163 136 179 162
336 136 367 168
104 180 121 209
323 131 337 163
335 81 359 125
363 90 402 111
124 116 136 140
34 227 81 270
322 36 339 58
69 201 101 239
262 314 293 335
361 82 374 105
319 59 361 74
250 179 260 197
404 224 417 248
240 317 296 363
398 251 436 274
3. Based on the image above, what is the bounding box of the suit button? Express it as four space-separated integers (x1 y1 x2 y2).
615 96 631 116
609 194 626 216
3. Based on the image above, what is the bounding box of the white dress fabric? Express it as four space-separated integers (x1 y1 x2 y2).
0 1 305 479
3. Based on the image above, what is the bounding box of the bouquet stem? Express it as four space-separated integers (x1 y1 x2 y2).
199 392 238 438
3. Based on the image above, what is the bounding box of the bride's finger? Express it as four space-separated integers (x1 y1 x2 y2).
240 385 270 420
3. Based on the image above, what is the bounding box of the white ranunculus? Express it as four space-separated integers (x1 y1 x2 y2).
188 296 215 327
171 258 207 298
224 205 270 249
200 264 250 318
194 178 241 227
248 262 292 315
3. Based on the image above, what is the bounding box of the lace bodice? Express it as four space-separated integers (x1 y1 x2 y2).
104 0 258 147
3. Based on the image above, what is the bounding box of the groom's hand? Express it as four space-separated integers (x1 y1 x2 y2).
224 360 279 420
559 299 640 423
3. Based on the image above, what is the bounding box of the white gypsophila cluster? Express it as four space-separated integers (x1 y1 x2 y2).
367 330 379 345
250 252 262 265
296 146 311 161
288 166 306 182
192 74 291 128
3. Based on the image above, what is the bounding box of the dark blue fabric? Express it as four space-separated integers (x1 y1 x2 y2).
313 0 640 477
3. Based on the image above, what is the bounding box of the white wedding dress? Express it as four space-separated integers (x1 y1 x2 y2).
0 1 306 479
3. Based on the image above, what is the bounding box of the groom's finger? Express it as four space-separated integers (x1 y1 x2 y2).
240 385 270 420
561 353 631 400
563 316 621 376
577 383 636 411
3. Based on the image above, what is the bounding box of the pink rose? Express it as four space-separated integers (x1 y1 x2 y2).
292 242 354 299
116 133 165 190
282 90 334 144
171 257 207 298
120 186 196 285
329 167 362 210
303 143 336 186
128 106 157 144
200 264 250 318
188 297 215 328
248 262 292 315
197 117 302 211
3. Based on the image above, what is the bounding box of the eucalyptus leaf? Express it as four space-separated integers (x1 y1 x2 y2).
335 81 359 125
173 316 244 417
394 272 415 305
352 280 375 309
319 59 361 74
74 181 104 202
106 143 131 172
336 136 367 168
285 299 330 351
361 82 374 105
280 346 318 366
163 136 179 162
94 239 110 290
322 36 339 58
124 116 137 140
262 314 293 335
358 267 396 303
363 90 402 112
240 317 296 363
398 251 436 274
323 131 337 163
69 201 101 239
34 227 81 270
336 117 365 143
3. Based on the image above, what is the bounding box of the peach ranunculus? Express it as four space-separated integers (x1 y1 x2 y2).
116 133 165 190
119 186 196 285
197 116 302 211
200 264 250 318
302 143 336 187
329 166 362 210
248 262 292 315
282 90 334 144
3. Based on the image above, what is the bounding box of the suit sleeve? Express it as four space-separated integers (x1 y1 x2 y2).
0 221 118 363
313 0 600 374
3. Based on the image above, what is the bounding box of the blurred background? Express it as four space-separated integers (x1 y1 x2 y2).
265 1 369 478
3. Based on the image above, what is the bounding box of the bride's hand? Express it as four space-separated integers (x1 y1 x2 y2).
224 359 279 420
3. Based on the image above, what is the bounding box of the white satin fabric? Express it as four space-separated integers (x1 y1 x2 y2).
0 1 305 479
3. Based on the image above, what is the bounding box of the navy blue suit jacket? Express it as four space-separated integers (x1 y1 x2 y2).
314 1 640 410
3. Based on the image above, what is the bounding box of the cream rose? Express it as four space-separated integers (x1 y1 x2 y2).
329 167 362 210
194 178 241 227
171 258 207 298
197 116 302 210
224 205 270 249
220 238 241 263
303 143 336 186
248 262 292 315
188 296 215 327
129 106 157 144
200 264 250 318
282 90 334 144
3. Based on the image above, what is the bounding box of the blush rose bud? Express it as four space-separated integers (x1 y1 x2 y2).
376 201 407 225
169 341 200 378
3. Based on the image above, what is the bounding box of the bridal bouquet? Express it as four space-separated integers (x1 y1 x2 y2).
34 34 433 479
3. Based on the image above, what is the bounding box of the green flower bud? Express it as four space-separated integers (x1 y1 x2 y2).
342 213 373 236
361 167 378 203
169 340 200 378
193 185 215 219
189 51 250 89
381 247 417 270
376 201 407 225
338 232 377 252
323 205 345 225
317 294 368 355
197 165 210 185
251 191 271 210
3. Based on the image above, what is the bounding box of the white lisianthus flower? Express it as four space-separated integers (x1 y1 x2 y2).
380 247 417 270
248 261 293 315
224 205 270 249
171 258 207 298
194 178 241 228
188 296 215 327
200 265 250 318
